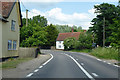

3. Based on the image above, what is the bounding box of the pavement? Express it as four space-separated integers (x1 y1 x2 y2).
2 53 51 78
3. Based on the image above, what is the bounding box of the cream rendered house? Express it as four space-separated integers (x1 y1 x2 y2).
0 0 22 59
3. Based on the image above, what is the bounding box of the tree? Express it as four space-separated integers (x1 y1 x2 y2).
45 24 59 46
63 37 76 50
75 33 92 49
89 3 118 47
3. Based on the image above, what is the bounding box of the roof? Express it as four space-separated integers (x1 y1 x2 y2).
0 0 22 26
56 32 81 41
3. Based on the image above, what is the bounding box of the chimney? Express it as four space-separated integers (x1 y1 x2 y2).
72 27 74 33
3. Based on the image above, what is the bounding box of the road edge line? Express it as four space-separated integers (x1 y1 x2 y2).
42 53 53 65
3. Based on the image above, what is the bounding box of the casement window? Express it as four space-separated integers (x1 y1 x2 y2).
8 40 17 50
13 41 17 50
59 41 61 44
8 40 12 50
11 20 16 31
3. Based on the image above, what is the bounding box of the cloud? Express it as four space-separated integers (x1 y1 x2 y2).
22 8 96 30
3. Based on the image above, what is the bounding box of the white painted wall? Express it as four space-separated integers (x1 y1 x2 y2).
56 41 64 49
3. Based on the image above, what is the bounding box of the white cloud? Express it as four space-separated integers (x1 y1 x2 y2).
22 8 96 30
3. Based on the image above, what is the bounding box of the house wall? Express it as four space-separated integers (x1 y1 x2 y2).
0 21 2 58
2 3 20 58
56 41 64 50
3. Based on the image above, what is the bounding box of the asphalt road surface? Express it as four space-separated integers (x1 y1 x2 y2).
26 50 119 80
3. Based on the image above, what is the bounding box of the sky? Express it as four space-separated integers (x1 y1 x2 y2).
20 0 118 30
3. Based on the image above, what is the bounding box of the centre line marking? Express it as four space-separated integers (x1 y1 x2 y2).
92 73 98 77
68 55 94 80
107 63 111 65
42 54 53 65
34 69 39 72
81 63 84 65
26 73 33 77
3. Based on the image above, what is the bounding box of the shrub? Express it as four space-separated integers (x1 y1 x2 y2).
63 37 76 50
75 33 92 49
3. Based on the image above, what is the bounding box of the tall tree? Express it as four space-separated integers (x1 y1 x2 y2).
89 3 118 46
45 24 59 46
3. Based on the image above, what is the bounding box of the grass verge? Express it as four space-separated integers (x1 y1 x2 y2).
70 47 119 61
0 58 33 69
90 47 119 61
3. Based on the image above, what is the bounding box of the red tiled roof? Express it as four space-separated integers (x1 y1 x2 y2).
56 32 81 41
0 1 15 18
0 0 23 26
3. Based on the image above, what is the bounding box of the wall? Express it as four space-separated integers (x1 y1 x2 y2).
18 47 36 58
2 3 19 58
56 41 64 50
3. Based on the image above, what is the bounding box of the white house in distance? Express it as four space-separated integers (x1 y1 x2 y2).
56 29 81 50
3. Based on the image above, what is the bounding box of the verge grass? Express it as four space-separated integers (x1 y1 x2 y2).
90 47 119 61
1 58 33 69
70 47 119 61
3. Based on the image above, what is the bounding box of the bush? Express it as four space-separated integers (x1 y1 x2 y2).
75 33 92 49
63 37 76 50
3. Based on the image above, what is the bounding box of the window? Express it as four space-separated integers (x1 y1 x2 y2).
59 45 61 48
59 41 61 44
11 20 16 31
13 41 17 50
8 40 12 50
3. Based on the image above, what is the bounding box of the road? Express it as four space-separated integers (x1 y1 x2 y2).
26 50 119 79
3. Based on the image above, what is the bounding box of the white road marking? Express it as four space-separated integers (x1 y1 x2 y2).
103 61 106 63
76 59 78 60
39 66 43 68
34 69 39 72
43 54 53 65
97 59 102 61
92 73 98 77
81 63 84 65
68 55 94 79
107 63 111 65
26 73 33 77
114 65 119 67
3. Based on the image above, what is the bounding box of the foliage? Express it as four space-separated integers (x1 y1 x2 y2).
90 47 119 61
20 15 58 47
45 24 59 46
74 33 93 49
88 3 119 47
63 37 76 50
55 24 83 33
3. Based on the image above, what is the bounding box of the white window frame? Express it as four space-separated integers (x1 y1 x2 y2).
13 40 17 50
11 20 16 31
8 40 12 50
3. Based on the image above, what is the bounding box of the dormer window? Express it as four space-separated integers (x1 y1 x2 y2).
11 20 16 31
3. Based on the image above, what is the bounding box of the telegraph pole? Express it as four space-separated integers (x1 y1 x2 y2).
103 17 105 47
26 9 28 27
